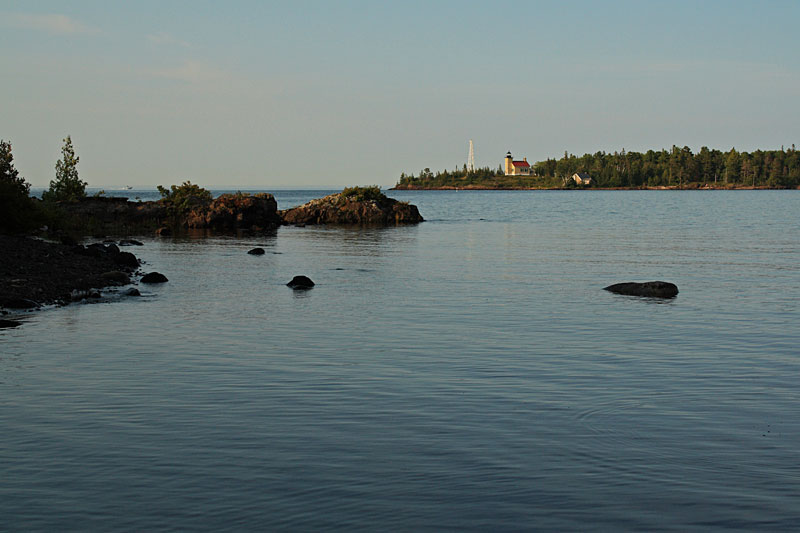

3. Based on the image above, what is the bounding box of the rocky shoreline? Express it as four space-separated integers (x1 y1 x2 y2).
54 189 423 235
0 189 424 321
0 235 143 316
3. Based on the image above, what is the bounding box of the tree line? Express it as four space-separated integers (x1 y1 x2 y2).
535 146 800 188
397 165 507 188
396 146 800 189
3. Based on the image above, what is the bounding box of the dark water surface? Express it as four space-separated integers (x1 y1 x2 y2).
2 190 799 531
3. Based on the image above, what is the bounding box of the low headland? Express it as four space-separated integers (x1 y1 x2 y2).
392 145 800 190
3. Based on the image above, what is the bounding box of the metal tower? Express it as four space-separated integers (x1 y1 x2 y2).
467 140 475 172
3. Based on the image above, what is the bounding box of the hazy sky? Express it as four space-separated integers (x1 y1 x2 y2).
2 1 799 189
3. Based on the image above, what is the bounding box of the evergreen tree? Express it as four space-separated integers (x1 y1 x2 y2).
0 140 29 198
44 136 87 202
0 139 39 233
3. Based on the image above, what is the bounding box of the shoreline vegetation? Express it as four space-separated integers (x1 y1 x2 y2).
392 145 800 190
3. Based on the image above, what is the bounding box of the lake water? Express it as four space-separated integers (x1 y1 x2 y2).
2 190 799 531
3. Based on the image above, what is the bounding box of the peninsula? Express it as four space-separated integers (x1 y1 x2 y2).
392 146 800 190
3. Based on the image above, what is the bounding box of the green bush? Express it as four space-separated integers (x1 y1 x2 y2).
340 185 385 203
157 181 213 218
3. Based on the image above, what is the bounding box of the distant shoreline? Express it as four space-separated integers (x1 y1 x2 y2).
390 184 799 191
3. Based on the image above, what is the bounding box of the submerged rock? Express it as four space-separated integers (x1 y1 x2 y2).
0 319 22 329
287 275 315 289
604 281 679 299
119 239 144 246
100 271 131 284
247 247 266 255
71 290 101 301
141 272 169 284
123 288 141 297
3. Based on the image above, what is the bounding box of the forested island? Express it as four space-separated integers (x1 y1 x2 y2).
393 146 800 190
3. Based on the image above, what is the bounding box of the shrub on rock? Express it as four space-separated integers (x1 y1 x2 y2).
280 187 423 226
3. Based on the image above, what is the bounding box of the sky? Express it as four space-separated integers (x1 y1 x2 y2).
1 0 799 189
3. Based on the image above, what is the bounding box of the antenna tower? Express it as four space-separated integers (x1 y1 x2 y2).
467 140 475 172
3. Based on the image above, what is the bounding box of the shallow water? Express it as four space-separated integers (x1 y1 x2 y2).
2 190 799 531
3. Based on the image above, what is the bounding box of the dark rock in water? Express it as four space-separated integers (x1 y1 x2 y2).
2 298 39 309
114 251 139 268
0 319 22 329
604 281 679 299
141 272 169 284
287 275 315 289
247 247 266 255
123 288 141 297
119 239 144 246
100 271 131 284
156 226 171 236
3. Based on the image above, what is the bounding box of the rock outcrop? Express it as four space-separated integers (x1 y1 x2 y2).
186 193 281 231
604 281 679 299
57 196 166 234
57 193 280 235
280 191 423 226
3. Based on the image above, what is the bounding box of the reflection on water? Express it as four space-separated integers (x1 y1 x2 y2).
1 190 799 531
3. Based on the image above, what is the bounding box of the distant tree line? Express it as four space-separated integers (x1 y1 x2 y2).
397 165 510 188
535 145 800 188
396 146 800 189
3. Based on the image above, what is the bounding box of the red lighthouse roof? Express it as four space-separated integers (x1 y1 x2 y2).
512 160 530 168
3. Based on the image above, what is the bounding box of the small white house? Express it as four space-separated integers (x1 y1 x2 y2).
572 172 592 185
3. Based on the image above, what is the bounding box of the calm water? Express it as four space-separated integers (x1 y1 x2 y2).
2 190 799 531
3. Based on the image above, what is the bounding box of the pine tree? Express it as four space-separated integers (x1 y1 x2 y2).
43 136 87 202
0 139 39 232
0 140 29 198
